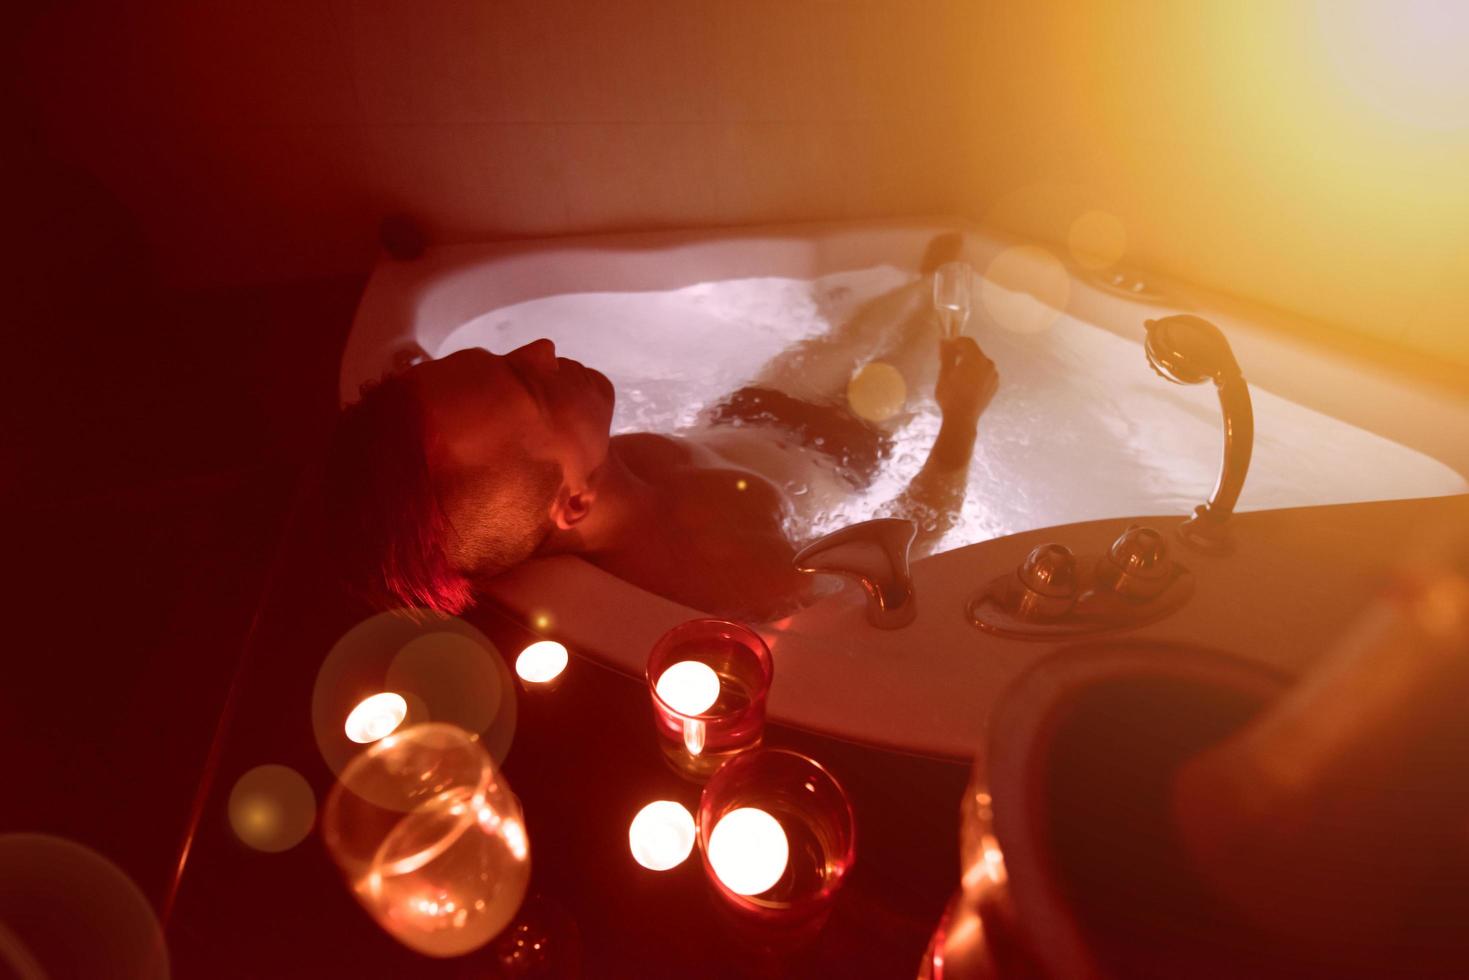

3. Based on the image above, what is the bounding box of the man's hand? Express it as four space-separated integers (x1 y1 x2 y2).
935 336 998 429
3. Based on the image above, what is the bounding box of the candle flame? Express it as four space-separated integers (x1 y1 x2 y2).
628 801 696 871
707 807 789 897
515 640 568 684
344 692 408 744
656 660 720 715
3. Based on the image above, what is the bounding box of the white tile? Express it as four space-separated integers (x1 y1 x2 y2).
556 123 721 231
360 123 570 240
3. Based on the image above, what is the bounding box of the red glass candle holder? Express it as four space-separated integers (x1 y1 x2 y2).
646 619 774 780
698 749 856 939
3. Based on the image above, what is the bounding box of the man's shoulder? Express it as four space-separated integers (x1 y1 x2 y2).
610 432 693 468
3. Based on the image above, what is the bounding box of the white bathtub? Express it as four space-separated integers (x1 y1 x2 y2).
341 217 1469 758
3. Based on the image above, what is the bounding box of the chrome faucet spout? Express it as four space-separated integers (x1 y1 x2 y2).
793 518 918 628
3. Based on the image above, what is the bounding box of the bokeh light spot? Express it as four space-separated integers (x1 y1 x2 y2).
981 245 1071 335
229 764 316 853
846 361 907 422
628 801 696 871
1068 210 1128 270
345 692 408 744
313 613 518 782
515 641 568 685
0 835 169 979
707 808 789 896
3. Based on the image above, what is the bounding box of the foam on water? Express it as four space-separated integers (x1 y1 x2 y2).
438 267 1466 554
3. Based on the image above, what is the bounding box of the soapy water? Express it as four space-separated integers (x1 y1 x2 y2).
438 266 1466 555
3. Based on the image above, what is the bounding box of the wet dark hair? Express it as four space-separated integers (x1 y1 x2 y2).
323 374 563 616
324 374 473 615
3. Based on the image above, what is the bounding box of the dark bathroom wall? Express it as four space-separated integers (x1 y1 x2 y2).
19 0 973 288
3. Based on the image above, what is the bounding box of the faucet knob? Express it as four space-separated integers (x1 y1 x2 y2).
793 518 917 629
1016 544 1080 619
1098 524 1173 600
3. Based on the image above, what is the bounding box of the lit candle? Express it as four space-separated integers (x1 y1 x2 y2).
628 800 696 872
645 620 774 779
655 661 721 714
706 807 789 896
515 640 569 686
344 692 408 744
656 661 721 755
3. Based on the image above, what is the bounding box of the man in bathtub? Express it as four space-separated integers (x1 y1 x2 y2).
325 243 997 621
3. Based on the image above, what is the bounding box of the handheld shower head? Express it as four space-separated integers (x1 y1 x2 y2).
1144 315 1242 386
1141 315 1253 553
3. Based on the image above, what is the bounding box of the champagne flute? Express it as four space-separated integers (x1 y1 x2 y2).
933 261 974 339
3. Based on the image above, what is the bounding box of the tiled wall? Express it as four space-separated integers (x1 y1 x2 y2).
21 1 1468 366
23 0 971 286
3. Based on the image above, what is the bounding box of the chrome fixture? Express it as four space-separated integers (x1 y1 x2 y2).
794 518 917 629
1088 265 1169 304
967 524 1194 639
1144 315 1254 554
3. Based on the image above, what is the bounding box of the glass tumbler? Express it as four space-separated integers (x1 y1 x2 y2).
933 260 974 339
646 619 774 780
322 723 531 958
698 749 856 937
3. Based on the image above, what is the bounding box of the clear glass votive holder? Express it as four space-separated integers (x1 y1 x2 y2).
646 619 774 781
698 748 856 938
321 723 531 958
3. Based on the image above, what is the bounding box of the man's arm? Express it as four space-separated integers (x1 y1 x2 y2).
878 337 997 557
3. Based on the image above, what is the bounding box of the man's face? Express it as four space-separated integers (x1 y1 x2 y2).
410 339 616 492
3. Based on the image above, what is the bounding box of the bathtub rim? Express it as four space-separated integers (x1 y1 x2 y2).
341 213 1469 481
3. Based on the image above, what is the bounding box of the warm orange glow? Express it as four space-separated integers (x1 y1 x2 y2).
1321 0 1469 131
707 807 789 896
980 246 1070 335
501 818 529 863
344 692 408 744
514 640 568 685
532 612 552 631
628 801 696 871
1067 210 1127 270
228 765 316 853
847 361 907 422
